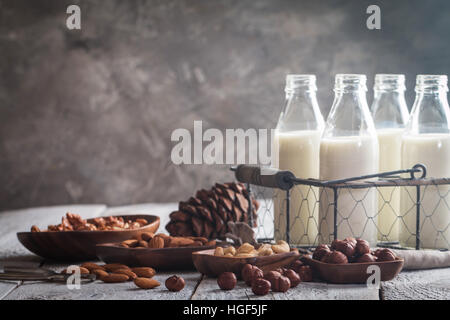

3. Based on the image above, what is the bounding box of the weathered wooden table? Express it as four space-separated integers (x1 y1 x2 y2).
0 204 449 300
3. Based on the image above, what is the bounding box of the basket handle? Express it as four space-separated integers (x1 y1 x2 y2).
234 165 295 190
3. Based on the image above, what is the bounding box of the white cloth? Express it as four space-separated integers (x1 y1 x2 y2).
391 249 450 270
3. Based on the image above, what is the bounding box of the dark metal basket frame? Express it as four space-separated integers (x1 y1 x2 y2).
233 164 450 251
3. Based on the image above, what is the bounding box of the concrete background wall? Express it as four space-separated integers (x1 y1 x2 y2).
0 0 449 210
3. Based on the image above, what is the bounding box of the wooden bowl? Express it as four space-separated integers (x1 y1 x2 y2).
17 214 160 261
192 249 300 277
301 256 404 284
96 243 216 270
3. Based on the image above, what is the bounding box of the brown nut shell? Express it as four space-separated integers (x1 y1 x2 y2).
134 277 160 289
355 239 370 256
272 275 291 292
241 264 264 286
165 275 185 292
356 253 377 263
252 278 271 296
283 269 301 287
131 267 156 278
101 273 130 283
375 248 396 261
324 250 348 264
217 272 237 290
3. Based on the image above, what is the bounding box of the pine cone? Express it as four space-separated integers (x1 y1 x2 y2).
166 182 259 240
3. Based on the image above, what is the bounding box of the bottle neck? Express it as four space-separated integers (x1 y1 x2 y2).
406 89 450 135
277 87 324 132
323 87 376 138
372 90 409 129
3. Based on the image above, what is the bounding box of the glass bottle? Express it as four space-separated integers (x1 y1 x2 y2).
273 74 324 245
400 75 450 249
371 74 409 243
319 74 379 246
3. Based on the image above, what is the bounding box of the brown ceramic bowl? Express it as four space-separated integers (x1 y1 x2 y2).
17 214 160 261
96 242 216 270
301 256 404 284
192 248 300 277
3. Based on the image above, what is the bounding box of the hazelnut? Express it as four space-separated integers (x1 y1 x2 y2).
283 269 301 288
313 245 331 261
375 248 396 262
296 265 313 282
356 253 377 263
320 251 332 262
272 275 291 292
251 278 271 296
165 275 185 292
355 239 370 256
344 237 357 247
217 272 237 290
323 250 348 264
241 264 263 286
264 271 282 287
332 240 355 258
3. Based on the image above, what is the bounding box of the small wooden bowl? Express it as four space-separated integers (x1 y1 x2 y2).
96 243 216 270
192 249 300 277
17 214 160 261
301 256 404 284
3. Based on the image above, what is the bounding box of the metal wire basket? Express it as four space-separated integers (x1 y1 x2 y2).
232 164 450 251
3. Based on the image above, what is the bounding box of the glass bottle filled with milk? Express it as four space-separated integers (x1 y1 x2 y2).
273 74 324 245
319 74 379 246
400 75 450 249
371 74 409 242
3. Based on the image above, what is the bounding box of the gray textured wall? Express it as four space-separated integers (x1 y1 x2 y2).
1 0 449 210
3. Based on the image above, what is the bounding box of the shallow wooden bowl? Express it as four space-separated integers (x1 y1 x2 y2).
96 243 216 270
301 256 404 284
17 214 160 261
192 249 300 277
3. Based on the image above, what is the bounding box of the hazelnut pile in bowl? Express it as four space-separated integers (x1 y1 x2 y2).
313 237 398 264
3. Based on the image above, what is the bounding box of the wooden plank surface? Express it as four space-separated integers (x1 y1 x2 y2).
192 277 379 300
4 268 201 300
381 268 450 300
2 203 448 300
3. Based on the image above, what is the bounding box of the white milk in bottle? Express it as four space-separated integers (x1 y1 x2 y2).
400 75 450 249
273 75 324 245
319 74 379 246
371 74 409 242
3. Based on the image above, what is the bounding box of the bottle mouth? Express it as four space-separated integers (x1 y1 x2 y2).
334 74 367 92
374 74 406 91
415 75 448 92
285 74 317 92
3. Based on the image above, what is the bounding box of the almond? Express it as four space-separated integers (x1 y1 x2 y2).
140 232 154 242
92 269 109 279
134 277 160 289
149 236 165 248
114 268 137 280
131 267 156 278
168 237 195 247
103 263 130 272
138 240 149 248
81 262 105 272
101 273 129 283
121 239 139 247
